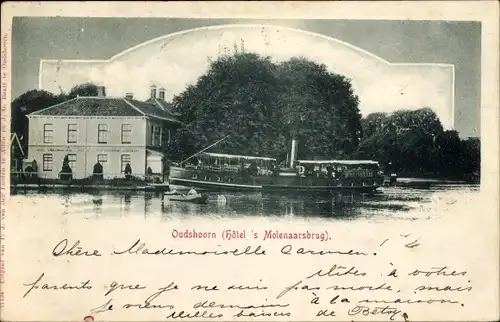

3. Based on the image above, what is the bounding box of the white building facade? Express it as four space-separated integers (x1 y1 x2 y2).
26 86 181 179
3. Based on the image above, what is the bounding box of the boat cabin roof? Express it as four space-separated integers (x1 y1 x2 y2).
297 160 379 166
202 152 276 161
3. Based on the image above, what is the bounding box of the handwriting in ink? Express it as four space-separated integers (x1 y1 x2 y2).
414 284 472 292
22 273 92 298
280 244 368 256
165 310 223 319
348 305 402 321
405 239 420 248
358 298 460 305
276 280 320 299
89 298 113 316
316 309 336 317
112 239 266 256
144 282 179 303
227 284 268 291
104 281 146 296
191 285 219 292
306 264 367 279
408 266 467 277
120 283 178 310
52 239 102 257
233 309 291 318
123 302 174 310
326 282 393 291
194 301 290 310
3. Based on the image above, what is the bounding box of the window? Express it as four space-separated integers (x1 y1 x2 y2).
43 154 53 171
97 154 107 164
67 124 77 143
98 124 108 144
121 124 132 144
151 125 161 146
43 124 53 143
121 154 131 173
67 154 77 169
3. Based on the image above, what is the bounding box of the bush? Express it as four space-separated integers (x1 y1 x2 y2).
59 155 73 181
93 162 104 180
124 163 132 179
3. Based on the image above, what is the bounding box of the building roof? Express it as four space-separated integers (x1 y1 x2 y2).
29 96 181 123
128 98 179 122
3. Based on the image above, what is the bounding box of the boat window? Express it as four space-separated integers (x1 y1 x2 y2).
191 174 197 179
217 177 222 182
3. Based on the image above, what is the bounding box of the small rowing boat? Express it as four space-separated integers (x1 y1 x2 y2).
166 193 209 204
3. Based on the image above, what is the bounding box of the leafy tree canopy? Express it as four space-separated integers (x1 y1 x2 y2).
356 109 480 180
172 51 362 161
11 83 99 150
11 90 66 148
67 83 99 99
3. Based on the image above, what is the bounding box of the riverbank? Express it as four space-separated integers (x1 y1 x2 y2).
385 177 473 189
10 177 170 193
11 183 169 192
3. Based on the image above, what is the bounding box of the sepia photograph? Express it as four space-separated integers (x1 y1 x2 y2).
1 2 498 321
10 18 481 218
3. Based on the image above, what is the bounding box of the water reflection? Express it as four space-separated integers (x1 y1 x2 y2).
11 184 479 221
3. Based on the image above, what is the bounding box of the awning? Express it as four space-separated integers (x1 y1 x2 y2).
147 149 165 157
202 152 276 161
297 160 379 165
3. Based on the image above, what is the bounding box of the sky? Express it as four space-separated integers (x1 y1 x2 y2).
11 18 481 137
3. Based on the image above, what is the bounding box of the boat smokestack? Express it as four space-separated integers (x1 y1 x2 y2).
290 139 298 168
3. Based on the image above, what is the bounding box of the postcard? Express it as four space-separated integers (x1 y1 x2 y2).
0 1 499 321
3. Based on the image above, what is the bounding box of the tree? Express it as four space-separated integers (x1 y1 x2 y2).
59 155 73 181
124 163 132 179
459 137 480 179
11 90 66 151
357 108 481 180
67 83 99 99
93 162 103 180
275 57 362 159
172 52 362 161
432 130 462 176
360 112 387 138
173 52 286 158
11 82 98 154
164 126 198 162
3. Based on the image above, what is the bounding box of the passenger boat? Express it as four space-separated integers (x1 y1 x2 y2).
169 139 384 193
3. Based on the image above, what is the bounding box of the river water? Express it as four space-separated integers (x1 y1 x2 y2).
9 184 479 222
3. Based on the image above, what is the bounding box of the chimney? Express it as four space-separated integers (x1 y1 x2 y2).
158 88 165 100
290 139 298 168
125 93 134 100
97 86 106 97
150 85 157 99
